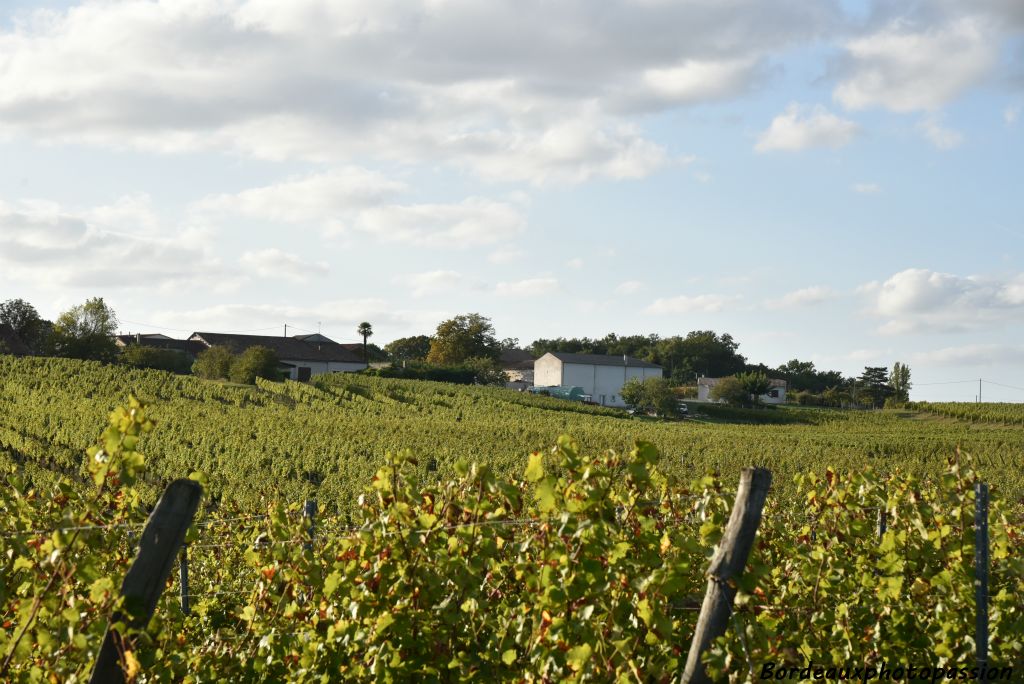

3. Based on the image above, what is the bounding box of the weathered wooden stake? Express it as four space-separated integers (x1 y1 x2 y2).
179 544 190 616
90 479 202 684
303 498 317 551
681 467 772 684
877 507 887 539
974 482 989 670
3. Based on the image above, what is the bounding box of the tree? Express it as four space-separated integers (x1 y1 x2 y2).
890 362 912 403
498 337 521 351
620 377 678 417
120 345 192 374
193 345 235 380
229 346 281 384
462 357 507 386
709 376 749 406
736 371 772 405
385 335 432 362
427 313 499 365
0 299 51 353
857 366 891 408
357 322 374 363
51 297 118 362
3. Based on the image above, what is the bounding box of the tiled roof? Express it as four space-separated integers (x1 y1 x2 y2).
191 332 365 364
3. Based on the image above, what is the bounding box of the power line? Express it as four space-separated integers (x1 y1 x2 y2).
981 379 1024 393
914 380 976 387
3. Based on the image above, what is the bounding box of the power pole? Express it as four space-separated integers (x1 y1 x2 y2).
284 323 288 338
978 378 982 403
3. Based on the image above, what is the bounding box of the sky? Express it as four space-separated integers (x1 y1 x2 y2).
0 0 1022 402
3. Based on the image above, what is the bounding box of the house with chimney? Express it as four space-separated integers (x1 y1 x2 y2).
188 332 367 381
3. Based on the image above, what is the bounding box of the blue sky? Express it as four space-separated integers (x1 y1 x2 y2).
1 0 1022 401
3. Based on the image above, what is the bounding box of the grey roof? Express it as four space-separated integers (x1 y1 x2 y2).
190 332 365 364
546 352 661 369
116 334 206 355
500 348 535 369
698 376 786 387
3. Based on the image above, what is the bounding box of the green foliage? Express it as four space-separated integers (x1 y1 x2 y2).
427 313 500 365
384 335 432 362
621 376 677 417
228 345 281 384
1 400 1022 680
51 297 118 362
709 376 748 406
857 366 892 408
119 344 193 374
191 345 235 380
890 362 912 402
735 371 772 405
0 299 51 354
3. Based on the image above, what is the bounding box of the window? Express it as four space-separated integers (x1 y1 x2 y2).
768 389 779 398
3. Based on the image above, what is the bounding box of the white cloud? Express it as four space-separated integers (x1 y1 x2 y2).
239 248 328 282
911 344 1024 367
354 198 525 247
852 182 881 194
495 277 559 297
866 268 1024 334
918 115 964 149
644 294 740 314
195 168 406 224
1005 105 1021 125
834 17 996 113
395 270 469 298
755 103 859 152
0 197 232 292
0 0 837 184
566 258 584 270
765 286 837 309
487 247 526 264
614 280 646 295
197 173 526 247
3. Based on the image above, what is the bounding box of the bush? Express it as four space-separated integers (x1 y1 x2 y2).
228 346 281 384
621 377 678 417
119 345 193 374
192 345 235 380
709 376 749 406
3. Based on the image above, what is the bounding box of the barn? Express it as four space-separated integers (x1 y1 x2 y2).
533 352 663 408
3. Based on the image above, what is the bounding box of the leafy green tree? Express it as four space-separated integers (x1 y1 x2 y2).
357 322 373 362
384 335 432 362
709 376 749 406
736 371 772 405
229 346 281 384
427 313 499 365
463 357 507 386
890 362 912 403
51 297 118 362
192 345 235 380
0 298 52 353
857 366 891 408
119 345 192 374
621 377 678 417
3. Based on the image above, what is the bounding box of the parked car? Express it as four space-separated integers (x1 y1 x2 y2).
677 402 689 415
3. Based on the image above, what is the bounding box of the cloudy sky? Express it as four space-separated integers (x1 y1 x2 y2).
1 0 1022 400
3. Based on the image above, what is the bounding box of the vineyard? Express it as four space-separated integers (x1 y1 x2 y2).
1 356 1023 681
2 356 1024 512
911 401 1024 427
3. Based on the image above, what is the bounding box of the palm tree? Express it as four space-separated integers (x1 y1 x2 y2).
357 322 373 363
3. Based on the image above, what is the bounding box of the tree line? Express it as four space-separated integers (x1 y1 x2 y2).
1 298 911 405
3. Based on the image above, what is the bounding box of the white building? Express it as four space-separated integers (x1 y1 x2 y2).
697 376 787 404
533 352 663 407
189 332 367 381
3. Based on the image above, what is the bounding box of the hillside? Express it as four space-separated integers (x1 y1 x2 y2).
2 355 1023 511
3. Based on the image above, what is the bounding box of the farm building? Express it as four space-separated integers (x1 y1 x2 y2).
533 352 663 408
189 332 367 380
500 348 536 385
697 376 787 404
115 333 207 357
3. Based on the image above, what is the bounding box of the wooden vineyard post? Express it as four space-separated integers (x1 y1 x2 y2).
90 479 202 684
681 467 772 684
179 544 190 616
303 499 317 551
974 482 989 670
